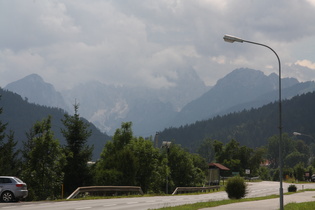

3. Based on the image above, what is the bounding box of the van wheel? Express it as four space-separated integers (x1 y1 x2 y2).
1 191 14 202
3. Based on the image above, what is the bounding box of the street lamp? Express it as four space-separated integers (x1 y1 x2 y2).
293 132 315 140
223 34 283 210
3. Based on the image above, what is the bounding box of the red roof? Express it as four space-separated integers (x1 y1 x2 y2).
208 163 230 171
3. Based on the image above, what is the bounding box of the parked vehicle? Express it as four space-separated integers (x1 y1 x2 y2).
311 174 315 182
0 176 28 202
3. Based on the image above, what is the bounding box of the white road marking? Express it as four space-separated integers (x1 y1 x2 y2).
103 204 117 207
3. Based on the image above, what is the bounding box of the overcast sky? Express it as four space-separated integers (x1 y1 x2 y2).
1 0 315 90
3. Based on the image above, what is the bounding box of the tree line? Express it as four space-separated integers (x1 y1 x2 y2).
0 100 94 200
0 98 208 199
1 93 315 201
158 91 315 152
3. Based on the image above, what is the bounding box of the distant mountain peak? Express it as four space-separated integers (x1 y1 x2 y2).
170 68 301 127
24 73 43 80
13 73 45 84
4 73 69 111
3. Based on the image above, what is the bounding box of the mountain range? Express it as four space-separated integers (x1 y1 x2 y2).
0 88 110 160
4 68 315 138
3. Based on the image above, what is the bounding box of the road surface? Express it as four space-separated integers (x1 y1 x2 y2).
1 181 314 210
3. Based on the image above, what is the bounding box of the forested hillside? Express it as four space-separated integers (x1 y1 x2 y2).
158 91 315 152
0 88 111 160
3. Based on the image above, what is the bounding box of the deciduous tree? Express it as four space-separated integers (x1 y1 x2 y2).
21 116 65 200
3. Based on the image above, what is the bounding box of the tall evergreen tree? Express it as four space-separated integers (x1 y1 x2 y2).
0 131 20 175
0 96 20 175
0 100 6 143
21 116 65 200
61 103 93 195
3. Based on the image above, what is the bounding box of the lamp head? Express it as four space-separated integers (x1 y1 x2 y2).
293 132 301 136
223 34 244 43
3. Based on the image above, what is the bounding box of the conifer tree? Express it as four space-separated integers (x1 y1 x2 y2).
61 103 93 195
0 131 20 175
0 96 20 175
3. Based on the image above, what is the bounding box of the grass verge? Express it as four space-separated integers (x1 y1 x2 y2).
153 189 315 210
152 194 279 210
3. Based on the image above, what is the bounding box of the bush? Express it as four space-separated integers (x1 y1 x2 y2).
288 184 297 192
225 176 247 199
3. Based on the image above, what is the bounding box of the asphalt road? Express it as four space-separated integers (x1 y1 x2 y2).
1 181 315 210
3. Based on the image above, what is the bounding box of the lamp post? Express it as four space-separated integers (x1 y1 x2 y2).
223 34 283 210
162 141 171 194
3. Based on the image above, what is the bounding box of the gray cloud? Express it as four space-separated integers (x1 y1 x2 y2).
1 0 315 90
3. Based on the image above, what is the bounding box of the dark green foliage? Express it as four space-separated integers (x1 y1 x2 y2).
158 92 315 152
258 166 270 180
113 122 133 150
0 100 7 141
168 144 205 189
0 96 20 176
0 131 20 175
21 116 65 200
267 134 295 168
127 137 160 193
266 134 312 182
0 88 110 160
95 122 161 193
95 122 207 194
272 167 294 181
266 133 311 170
225 176 247 199
294 163 305 181
61 103 93 195
197 138 215 163
285 151 308 168
95 122 136 186
214 139 264 177
288 184 297 192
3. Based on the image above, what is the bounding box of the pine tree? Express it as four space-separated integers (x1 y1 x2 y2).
61 103 93 195
0 131 20 175
0 95 20 175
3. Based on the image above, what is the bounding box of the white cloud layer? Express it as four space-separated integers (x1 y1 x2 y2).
1 0 315 90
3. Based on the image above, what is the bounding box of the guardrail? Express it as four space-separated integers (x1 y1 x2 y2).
245 176 260 181
172 186 221 195
67 186 144 199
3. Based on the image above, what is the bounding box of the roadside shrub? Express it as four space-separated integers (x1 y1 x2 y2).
294 162 305 181
258 166 270 180
225 176 247 199
288 184 297 192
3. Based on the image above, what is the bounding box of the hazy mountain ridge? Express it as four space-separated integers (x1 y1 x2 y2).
62 82 178 136
4 74 69 112
58 66 208 136
5 67 315 137
170 68 301 127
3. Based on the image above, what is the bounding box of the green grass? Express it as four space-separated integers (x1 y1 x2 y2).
152 189 315 210
152 194 279 210
285 201 315 210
